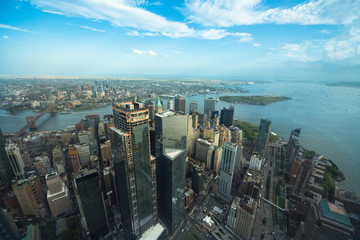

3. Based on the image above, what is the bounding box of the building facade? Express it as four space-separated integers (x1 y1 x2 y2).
175 96 186 113
220 106 234 127
155 110 187 236
254 119 272 158
110 102 157 239
204 98 216 116
218 142 238 200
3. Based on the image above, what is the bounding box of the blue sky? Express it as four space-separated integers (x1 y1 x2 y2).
1 0 360 80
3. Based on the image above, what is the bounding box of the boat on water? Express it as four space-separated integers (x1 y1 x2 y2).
59 112 72 115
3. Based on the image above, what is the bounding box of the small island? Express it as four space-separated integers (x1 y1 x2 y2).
220 95 291 105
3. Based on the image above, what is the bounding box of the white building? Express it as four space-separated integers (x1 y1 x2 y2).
249 153 262 171
5 143 25 180
218 142 238 200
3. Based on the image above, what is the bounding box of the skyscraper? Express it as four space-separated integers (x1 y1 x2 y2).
286 128 301 171
0 209 19 240
175 96 186 113
167 99 174 111
204 98 216 116
46 172 72 217
109 102 157 238
73 169 108 239
295 200 354 240
0 129 14 185
218 142 238 200
189 102 198 113
294 160 313 195
254 119 272 157
220 106 234 127
155 97 163 113
155 110 187 236
5 143 25 180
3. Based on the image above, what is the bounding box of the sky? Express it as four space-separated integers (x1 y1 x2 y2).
1 0 360 80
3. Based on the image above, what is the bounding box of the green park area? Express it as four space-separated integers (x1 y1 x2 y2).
220 95 291 105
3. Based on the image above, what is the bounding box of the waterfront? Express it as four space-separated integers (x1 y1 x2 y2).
0 80 359 194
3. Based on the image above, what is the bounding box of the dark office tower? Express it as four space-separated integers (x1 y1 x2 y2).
109 102 157 239
175 96 186 113
155 111 187 236
0 209 19 240
192 166 203 194
145 102 155 124
210 110 219 120
73 169 108 239
85 113 100 134
286 128 301 171
295 200 354 240
294 161 313 195
254 119 272 158
189 102 198 113
220 106 235 127
198 114 206 127
0 129 14 185
204 98 216 116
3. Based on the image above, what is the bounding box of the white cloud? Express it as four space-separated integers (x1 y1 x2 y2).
253 43 261 47
184 0 360 27
0 24 29 32
132 48 159 56
126 30 140 36
320 29 330 34
29 0 194 38
196 29 252 41
80 25 105 32
3 36 9 39
278 24 360 62
149 1 163 6
42 9 65 15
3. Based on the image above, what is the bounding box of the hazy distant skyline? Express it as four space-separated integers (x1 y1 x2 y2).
1 0 360 80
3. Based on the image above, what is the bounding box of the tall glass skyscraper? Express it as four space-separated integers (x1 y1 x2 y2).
0 129 14 185
219 142 238 200
109 102 157 239
155 111 187 236
73 169 108 239
254 119 272 157
220 106 234 127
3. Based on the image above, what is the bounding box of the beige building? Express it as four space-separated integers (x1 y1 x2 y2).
203 128 219 146
12 176 46 217
46 173 72 217
195 138 214 169
52 147 65 164
101 140 112 167
233 196 257 239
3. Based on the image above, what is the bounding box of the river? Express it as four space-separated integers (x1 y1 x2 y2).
0 80 359 194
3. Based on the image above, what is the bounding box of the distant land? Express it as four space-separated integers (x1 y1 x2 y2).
220 95 291 105
327 82 360 88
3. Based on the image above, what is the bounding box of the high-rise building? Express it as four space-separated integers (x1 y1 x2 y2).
175 96 186 113
155 97 163 113
52 147 65 164
254 119 272 157
73 169 108 239
189 102 198 113
220 106 234 127
109 102 157 238
155 111 187 236
227 197 241 230
75 144 91 166
46 172 72 216
0 129 14 185
203 128 219 146
233 196 257 239
229 126 242 143
213 146 223 175
286 128 301 171
192 165 203 194
294 160 313 195
167 99 174 111
204 98 216 116
295 200 354 240
218 142 238 200
210 110 219 120
12 175 46 217
68 145 81 172
145 102 155 123
195 138 214 169
5 144 25 180
249 152 262 171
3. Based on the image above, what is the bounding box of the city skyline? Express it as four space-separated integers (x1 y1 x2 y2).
1 0 360 80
